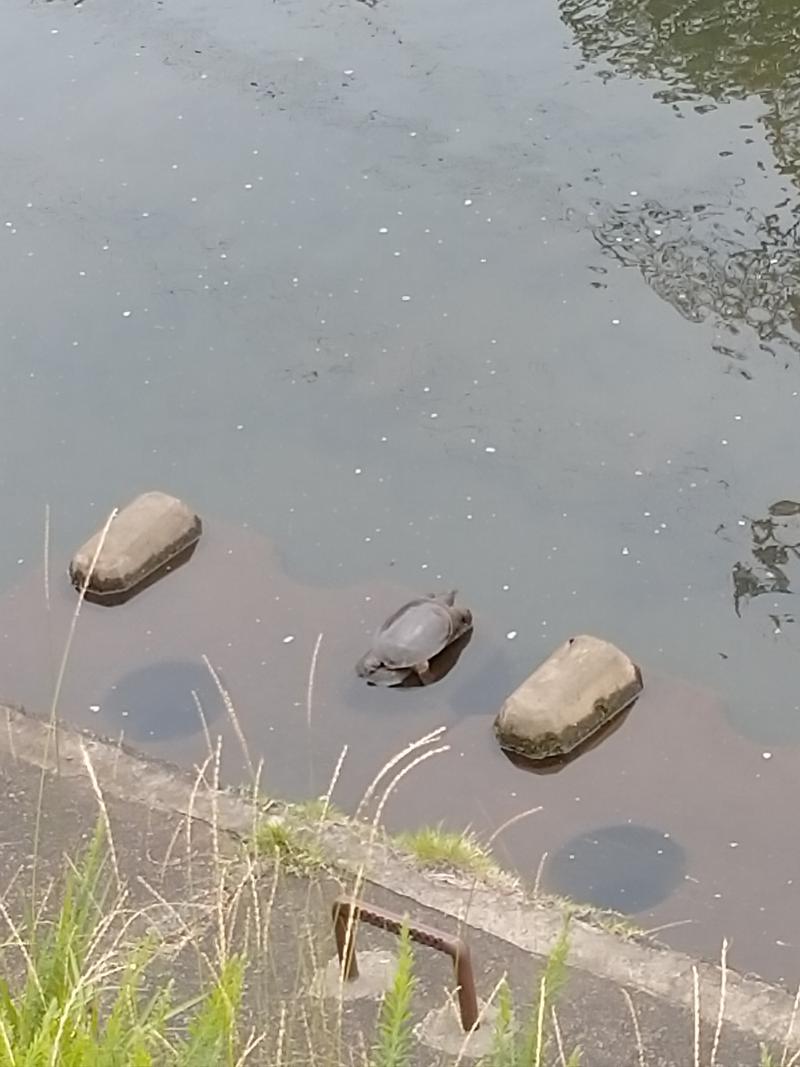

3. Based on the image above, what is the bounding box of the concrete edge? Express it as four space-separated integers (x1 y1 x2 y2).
1 703 795 1050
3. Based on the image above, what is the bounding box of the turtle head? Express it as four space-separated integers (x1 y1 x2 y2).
355 651 383 679
425 589 457 605
452 606 473 636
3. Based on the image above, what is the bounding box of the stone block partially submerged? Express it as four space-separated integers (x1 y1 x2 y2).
494 634 642 760
69 491 202 603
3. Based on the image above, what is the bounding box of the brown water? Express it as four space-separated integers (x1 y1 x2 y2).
1 0 799 986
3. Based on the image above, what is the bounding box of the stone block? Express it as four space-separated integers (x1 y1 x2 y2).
494 634 642 760
69 491 201 601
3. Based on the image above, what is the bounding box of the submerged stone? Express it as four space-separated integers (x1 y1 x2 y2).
101 659 224 741
545 824 686 914
493 634 642 760
69 491 201 601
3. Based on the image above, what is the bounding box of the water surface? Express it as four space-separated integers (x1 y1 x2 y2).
1 0 799 985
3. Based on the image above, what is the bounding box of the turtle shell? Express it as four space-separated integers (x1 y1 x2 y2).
356 590 472 679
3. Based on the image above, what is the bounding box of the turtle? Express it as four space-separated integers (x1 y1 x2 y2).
355 590 473 686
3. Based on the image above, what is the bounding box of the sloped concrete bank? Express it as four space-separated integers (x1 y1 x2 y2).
0 702 796 1059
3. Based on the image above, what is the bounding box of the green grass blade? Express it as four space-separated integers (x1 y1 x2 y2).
371 925 416 1067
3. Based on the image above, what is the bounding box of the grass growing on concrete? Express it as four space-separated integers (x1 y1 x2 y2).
0 821 244 1066
483 918 581 1067
251 815 327 873
289 796 345 824
370 924 416 1067
395 823 496 877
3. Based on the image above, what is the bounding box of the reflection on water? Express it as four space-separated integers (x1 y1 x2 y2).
732 500 800 617
546 823 687 914
563 0 800 368
500 705 633 775
560 0 800 182
592 199 800 360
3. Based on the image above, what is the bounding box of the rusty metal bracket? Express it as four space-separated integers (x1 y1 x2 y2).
331 896 479 1031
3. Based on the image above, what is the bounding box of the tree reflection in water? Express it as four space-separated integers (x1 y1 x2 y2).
592 199 800 359
732 500 800 617
560 0 800 364
559 0 800 179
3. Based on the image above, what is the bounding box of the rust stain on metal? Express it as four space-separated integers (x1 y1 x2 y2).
331 896 479 1031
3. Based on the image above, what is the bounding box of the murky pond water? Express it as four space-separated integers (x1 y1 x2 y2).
1 0 799 986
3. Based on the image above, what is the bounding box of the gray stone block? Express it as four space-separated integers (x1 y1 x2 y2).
69 491 201 600
494 634 643 760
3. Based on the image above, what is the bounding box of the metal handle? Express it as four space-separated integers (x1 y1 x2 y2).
331 896 480 1032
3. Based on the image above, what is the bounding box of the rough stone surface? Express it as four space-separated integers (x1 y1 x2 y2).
69 490 202 598
494 634 643 760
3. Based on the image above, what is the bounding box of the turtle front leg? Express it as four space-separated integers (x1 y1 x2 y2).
412 660 433 685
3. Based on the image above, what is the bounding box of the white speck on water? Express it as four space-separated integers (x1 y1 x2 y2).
401 294 411 302
721 439 728 445
611 318 621 325
653 228 662 235
506 631 518 640
464 198 473 206
236 424 244 431
50 28 59 34
89 705 100 713
343 69 354 76
729 841 739 848
485 446 496 453
430 412 438 418
630 190 639 196
122 310 131 318
621 547 630 555
502 584 510 591
282 635 295 644
354 467 362 475
141 212 150 218
378 227 388 234
734 414 742 421
200 73 208 80
762 751 773 760
738 519 746 526
244 183 253 190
